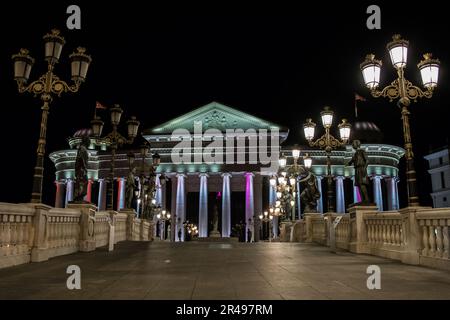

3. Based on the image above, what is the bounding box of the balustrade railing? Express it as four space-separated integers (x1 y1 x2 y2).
417 211 449 260
46 208 81 258
364 213 404 246
0 204 153 269
115 213 128 243
0 203 34 265
95 212 111 248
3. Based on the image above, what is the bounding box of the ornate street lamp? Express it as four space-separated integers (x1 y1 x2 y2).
360 34 440 207
273 147 314 221
134 138 163 219
12 29 92 203
90 104 140 210
258 211 274 241
303 106 351 212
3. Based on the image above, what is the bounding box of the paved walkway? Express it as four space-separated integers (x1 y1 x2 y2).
0 241 449 300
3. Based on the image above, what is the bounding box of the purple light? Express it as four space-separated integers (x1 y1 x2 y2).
355 186 362 202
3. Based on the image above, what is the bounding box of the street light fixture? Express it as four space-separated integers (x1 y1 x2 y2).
360 34 440 206
12 29 92 203
303 106 351 212
272 147 314 221
137 139 162 219
259 211 274 241
90 104 140 210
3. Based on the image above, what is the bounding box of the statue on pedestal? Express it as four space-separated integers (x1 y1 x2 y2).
348 140 370 203
210 203 221 237
300 173 321 213
125 167 137 209
73 136 90 202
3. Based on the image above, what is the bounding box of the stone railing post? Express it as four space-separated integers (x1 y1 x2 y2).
120 209 136 240
401 207 427 265
140 220 151 241
30 204 52 262
324 212 334 246
108 211 116 251
304 213 320 242
348 204 378 254
68 203 97 252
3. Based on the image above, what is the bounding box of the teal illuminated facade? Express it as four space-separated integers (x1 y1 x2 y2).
50 102 404 240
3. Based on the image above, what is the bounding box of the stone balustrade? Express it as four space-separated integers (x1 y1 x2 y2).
0 203 35 268
0 203 152 269
416 211 449 260
311 216 326 245
335 216 351 250
46 208 81 259
95 212 111 248
365 213 404 246
298 205 450 271
114 212 128 243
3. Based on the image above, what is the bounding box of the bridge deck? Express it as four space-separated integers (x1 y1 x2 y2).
1 241 449 300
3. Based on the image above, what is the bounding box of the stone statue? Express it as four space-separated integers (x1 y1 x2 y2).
210 203 221 237
73 136 90 202
348 140 370 203
300 173 321 213
125 167 137 209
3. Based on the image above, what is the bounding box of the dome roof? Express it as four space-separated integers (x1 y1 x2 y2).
73 128 92 138
352 121 383 143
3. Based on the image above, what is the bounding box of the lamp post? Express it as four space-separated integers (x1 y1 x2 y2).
140 145 161 220
258 211 274 241
360 35 440 207
156 209 171 240
303 107 351 212
12 29 92 203
90 104 140 210
271 148 313 221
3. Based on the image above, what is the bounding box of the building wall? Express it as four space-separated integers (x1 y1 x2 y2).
425 148 450 208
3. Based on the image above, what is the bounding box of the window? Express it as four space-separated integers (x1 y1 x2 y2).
441 172 446 189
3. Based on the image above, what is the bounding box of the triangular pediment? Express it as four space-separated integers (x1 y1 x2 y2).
144 101 288 134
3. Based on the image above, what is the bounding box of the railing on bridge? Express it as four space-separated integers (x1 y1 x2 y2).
296 205 450 271
0 203 153 269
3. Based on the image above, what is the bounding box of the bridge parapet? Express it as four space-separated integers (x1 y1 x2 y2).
0 203 152 269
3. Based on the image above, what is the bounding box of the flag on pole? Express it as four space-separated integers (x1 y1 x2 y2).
354 93 366 118
94 101 107 118
96 101 107 109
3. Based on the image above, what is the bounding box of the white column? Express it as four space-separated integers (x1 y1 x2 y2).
394 178 399 210
198 173 209 238
65 179 74 207
296 180 301 219
162 177 167 209
352 176 361 204
170 176 177 242
245 173 254 242
221 173 231 238
175 174 186 242
335 176 345 213
373 175 383 211
55 181 66 208
117 177 126 210
269 180 279 237
156 174 162 206
98 179 107 211
316 176 323 214
387 177 399 210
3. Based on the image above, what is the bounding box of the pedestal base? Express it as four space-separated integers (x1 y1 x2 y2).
209 230 221 238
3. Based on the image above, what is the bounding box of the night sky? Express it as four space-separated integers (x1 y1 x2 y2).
0 1 448 207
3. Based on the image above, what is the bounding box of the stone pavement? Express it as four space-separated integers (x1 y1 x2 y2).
0 241 449 300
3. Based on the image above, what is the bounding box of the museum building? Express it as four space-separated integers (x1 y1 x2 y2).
49 102 404 241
